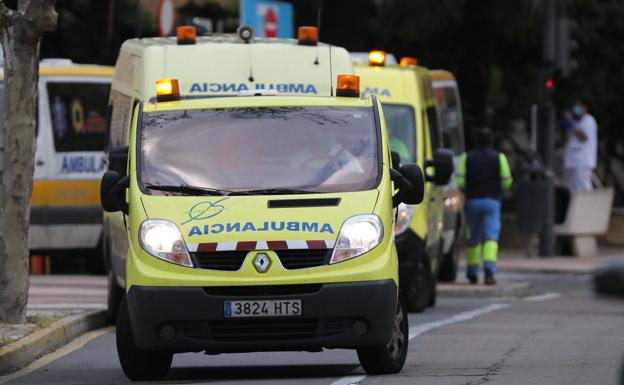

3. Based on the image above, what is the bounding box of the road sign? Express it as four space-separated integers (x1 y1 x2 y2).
158 0 175 37
240 0 294 38
264 7 277 37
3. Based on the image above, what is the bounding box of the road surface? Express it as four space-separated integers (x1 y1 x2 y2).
4 272 624 385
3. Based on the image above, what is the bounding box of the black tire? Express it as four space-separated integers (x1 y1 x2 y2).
438 238 459 282
107 271 124 324
357 293 409 375
428 272 437 307
86 238 107 275
116 296 172 381
404 257 433 313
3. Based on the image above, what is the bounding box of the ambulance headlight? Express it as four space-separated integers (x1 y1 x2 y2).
139 220 193 267
394 203 415 235
330 215 383 264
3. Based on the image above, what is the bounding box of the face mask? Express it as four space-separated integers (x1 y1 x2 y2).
572 105 583 118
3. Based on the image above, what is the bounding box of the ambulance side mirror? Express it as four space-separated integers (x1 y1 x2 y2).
390 163 424 207
101 170 129 214
425 148 454 185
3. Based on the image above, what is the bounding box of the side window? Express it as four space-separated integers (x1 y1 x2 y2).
109 90 133 148
426 106 441 150
47 81 110 152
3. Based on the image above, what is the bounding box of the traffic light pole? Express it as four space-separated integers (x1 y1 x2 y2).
538 0 556 256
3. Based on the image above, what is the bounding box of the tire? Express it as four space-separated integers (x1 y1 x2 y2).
439 217 463 282
404 257 433 313
107 270 124 324
86 239 107 275
428 272 437 307
116 296 172 381
357 293 409 375
438 239 459 282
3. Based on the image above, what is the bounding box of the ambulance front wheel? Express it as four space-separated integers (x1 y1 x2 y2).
116 296 172 381
357 293 408 374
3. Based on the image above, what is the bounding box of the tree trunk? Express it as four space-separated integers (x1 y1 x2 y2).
0 1 57 324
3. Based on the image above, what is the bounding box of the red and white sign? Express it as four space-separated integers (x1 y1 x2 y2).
157 0 176 37
263 6 278 37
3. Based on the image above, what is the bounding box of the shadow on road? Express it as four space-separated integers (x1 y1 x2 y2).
166 364 361 381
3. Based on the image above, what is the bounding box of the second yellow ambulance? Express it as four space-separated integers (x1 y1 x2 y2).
354 53 453 312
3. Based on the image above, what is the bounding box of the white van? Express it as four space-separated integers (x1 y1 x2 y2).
430 70 465 282
0 58 114 272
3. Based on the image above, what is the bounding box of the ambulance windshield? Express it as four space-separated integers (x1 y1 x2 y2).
139 106 379 194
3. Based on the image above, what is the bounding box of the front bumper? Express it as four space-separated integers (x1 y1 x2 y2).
127 279 397 353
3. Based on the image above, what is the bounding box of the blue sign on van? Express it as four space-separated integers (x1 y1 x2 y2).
240 0 294 38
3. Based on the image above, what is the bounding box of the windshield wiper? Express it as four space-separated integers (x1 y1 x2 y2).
144 184 239 196
231 187 315 195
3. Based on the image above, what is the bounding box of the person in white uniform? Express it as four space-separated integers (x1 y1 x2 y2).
564 99 598 192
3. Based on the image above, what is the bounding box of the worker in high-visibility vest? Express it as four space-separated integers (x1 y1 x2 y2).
456 130 513 285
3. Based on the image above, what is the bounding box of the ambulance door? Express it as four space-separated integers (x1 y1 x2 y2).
104 90 135 287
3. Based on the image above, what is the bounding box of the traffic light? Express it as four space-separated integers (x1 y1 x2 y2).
556 17 578 77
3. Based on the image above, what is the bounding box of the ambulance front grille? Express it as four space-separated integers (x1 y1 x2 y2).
193 251 247 271
276 249 330 269
192 249 330 271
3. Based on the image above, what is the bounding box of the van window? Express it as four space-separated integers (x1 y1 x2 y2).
426 106 441 150
109 90 133 148
140 107 380 194
47 82 110 152
0 82 4 131
382 104 416 163
434 86 464 154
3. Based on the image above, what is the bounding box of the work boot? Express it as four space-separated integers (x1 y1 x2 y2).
484 271 496 286
466 265 479 285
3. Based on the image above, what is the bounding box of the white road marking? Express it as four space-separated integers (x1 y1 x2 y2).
523 292 562 302
0 326 113 385
330 375 366 385
330 303 510 385
408 303 510 339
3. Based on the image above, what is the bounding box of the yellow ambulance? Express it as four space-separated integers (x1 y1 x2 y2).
102 26 424 380
0 58 113 273
431 70 465 282
354 52 453 313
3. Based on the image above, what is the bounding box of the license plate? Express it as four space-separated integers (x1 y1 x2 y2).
224 299 302 318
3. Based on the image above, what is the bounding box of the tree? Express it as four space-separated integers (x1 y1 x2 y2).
0 0 57 324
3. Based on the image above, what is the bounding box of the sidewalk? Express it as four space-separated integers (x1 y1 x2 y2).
484 248 624 275
0 275 107 375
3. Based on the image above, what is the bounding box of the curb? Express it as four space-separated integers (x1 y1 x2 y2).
498 267 593 275
0 310 107 375
438 282 534 298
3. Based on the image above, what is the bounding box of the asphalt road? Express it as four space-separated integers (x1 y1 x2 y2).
3 272 624 385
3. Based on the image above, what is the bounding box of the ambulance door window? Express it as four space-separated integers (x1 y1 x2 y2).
47 82 110 152
0 82 3 132
381 103 416 164
108 90 133 148
426 106 441 150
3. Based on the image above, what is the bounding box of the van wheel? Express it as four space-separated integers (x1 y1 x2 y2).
405 258 433 313
86 241 107 275
438 233 460 282
357 293 408 374
116 296 172 381
107 271 124 324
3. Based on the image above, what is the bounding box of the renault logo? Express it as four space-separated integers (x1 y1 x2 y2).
253 253 271 273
